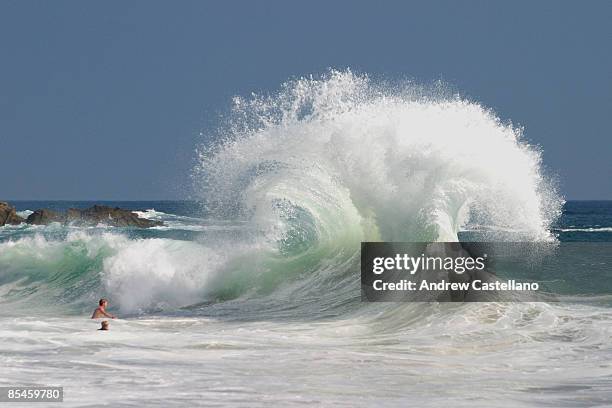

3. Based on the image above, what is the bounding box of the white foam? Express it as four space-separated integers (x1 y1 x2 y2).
102 238 223 313
2 301 612 406
16 209 33 219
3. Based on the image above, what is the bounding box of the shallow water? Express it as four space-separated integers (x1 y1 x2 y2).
2 301 612 407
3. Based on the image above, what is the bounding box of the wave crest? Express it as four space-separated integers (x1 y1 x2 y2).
196 70 563 245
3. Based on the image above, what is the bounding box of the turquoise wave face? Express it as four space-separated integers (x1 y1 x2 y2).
0 224 361 316
1 200 611 317
0 233 108 313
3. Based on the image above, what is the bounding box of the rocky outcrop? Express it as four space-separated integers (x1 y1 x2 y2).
62 205 163 228
0 202 24 226
1 202 162 228
26 208 64 225
25 209 64 225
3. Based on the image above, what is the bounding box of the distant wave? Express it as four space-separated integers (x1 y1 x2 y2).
132 209 167 220
556 227 612 232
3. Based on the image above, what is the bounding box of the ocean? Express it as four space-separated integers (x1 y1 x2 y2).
1 73 611 406
1 200 610 407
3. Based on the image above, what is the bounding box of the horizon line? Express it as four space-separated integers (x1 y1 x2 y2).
3 198 612 202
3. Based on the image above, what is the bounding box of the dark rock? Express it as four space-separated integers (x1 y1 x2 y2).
26 209 64 225
24 205 163 228
66 205 163 228
66 208 82 223
0 202 25 226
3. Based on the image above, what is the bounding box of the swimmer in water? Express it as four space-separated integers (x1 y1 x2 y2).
91 298 116 319
98 321 110 331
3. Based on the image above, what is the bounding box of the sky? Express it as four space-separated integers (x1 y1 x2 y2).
1 0 610 200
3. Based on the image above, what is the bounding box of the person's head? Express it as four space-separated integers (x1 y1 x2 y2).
99 321 109 330
99 298 108 307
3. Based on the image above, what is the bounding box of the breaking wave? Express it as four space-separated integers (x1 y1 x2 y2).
0 70 563 314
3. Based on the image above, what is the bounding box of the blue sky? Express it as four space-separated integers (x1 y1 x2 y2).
1 0 610 200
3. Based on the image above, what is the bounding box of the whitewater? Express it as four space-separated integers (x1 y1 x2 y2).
2 71 612 407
